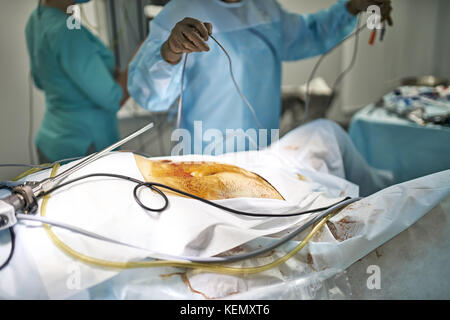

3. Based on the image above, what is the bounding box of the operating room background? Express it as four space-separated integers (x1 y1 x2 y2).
0 0 449 180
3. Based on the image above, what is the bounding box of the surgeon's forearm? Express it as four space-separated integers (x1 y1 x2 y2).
161 41 182 65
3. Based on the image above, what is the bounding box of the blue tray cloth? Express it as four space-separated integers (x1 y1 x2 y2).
349 104 450 184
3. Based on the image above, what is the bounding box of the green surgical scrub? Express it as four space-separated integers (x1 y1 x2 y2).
25 5 123 162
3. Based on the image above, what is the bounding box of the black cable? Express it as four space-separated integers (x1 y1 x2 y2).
0 228 15 271
135 182 351 217
40 173 351 218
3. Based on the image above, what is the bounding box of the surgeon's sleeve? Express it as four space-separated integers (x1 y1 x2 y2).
58 29 123 113
279 0 358 61
127 20 184 112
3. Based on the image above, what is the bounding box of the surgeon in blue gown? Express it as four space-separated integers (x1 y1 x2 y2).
26 0 129 163
128 0 392 155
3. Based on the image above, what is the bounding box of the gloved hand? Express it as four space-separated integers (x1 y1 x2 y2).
161 18 213 64
347 0 393 26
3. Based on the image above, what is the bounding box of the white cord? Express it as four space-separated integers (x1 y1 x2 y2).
16 213 191 262
304 16 367 122
328 16 363 109
176 54 189 129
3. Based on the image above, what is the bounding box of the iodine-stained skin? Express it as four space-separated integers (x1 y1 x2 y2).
134 155 284 201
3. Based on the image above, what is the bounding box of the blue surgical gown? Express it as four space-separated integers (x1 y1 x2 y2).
25 6 123 162
128 0 357 154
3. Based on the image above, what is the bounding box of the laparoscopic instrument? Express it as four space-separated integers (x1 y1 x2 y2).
0 122 155 231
